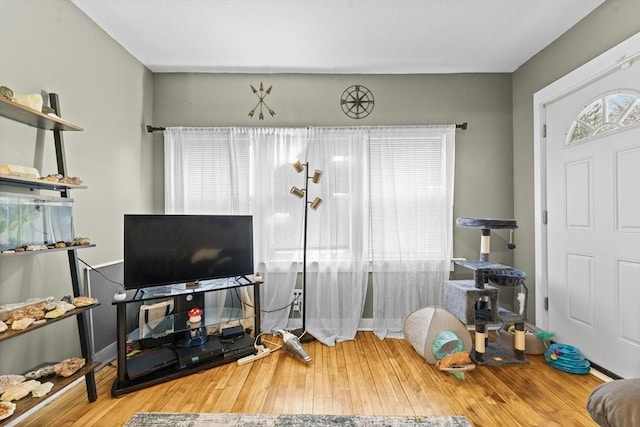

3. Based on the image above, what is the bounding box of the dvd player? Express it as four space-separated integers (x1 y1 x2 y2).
176 338 224 368
222 334 256 359
127 347 178 380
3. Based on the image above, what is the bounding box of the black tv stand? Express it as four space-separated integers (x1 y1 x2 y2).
111 277 261 397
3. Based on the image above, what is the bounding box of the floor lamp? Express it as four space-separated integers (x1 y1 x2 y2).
290 159 322 343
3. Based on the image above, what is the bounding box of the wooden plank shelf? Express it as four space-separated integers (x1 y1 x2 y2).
0 244 95 258
0 96 82 131
0 303 100 343
3 360 100 425
0 175 86 191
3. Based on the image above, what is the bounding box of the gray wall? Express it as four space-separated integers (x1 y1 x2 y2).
512 0 640 320
0 0 154 374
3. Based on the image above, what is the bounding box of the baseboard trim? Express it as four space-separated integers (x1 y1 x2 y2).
588 361 622 381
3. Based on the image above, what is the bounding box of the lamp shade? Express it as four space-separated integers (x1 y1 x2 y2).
312 169 323 183
292 159 305 173
290 186 305 198
310 197 323 210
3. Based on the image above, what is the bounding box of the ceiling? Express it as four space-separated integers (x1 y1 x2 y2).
71 0 604 74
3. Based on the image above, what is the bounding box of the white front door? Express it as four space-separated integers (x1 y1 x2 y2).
544 58 640 378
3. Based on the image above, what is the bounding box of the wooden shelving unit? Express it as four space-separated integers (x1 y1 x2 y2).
0 92 98 424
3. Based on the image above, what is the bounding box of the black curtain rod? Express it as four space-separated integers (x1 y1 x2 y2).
146 125 165 133
147 122 468 133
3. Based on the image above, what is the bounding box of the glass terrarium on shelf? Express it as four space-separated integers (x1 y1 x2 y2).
0 192 74 251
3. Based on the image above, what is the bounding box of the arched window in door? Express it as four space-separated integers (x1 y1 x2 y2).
567 91 640 144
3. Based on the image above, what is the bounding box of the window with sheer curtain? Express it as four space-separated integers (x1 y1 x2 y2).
164 125 455 344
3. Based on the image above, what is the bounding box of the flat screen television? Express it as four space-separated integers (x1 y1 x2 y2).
124 214 254 290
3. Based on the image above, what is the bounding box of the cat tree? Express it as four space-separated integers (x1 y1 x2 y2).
445 217 528 365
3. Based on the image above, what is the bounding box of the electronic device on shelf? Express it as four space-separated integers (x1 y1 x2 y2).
222 334 255 359
126 347 178 380
123 316 257 384
221 324 245 338
176 339 224 368
123 214 254 291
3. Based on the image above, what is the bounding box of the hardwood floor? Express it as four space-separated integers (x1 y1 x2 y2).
17 331 603 427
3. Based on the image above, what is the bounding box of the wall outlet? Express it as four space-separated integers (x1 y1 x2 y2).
292 289 303 317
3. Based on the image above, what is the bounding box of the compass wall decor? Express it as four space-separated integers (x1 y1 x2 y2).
340 85 374 119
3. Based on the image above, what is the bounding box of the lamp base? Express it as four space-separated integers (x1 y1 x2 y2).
289 327 316 343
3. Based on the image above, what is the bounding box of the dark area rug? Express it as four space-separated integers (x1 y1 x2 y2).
125 412 473 426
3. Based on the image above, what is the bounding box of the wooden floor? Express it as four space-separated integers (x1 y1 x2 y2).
17 331 603 427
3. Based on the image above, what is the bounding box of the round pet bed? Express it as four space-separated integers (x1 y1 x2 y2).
403 306 472 364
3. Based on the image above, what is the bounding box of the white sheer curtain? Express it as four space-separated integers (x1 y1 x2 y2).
164 127 251 215
304 128 370 345
369 126 455 339
164 125 455 344
250 128 306 334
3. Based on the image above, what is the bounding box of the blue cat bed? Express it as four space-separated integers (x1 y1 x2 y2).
403 306 472 364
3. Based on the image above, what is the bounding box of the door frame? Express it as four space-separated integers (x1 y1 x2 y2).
533 32 640 329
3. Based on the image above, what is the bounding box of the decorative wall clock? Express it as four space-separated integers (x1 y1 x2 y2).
340 85 374 119
248 82 275 120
